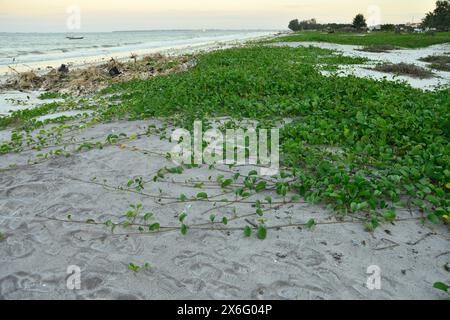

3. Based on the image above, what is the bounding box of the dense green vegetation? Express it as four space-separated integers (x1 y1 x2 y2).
103 45 449 227
267 31 450 48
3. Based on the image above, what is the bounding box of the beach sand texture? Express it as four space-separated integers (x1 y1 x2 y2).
0 119 449 300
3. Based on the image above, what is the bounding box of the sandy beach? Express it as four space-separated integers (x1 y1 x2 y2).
0 118 449 299
0 31 449 300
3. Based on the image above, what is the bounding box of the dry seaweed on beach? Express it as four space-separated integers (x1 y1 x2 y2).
6 67 44 90
356 44 399 53
372 62 435 79
419 55 450 72
0 53 195 95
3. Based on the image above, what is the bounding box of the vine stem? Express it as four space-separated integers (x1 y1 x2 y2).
64 175 303 205
35 214 424 240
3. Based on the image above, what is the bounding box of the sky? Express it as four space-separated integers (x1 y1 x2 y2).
0 0 438 32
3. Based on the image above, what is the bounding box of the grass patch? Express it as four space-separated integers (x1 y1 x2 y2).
373 63 434 78
356 44 399 53
266 31 450 48
102 45 449 223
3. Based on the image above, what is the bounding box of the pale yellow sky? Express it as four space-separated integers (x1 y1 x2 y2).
0 0 438 32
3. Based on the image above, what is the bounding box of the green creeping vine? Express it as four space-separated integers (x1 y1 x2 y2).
101 45 449 227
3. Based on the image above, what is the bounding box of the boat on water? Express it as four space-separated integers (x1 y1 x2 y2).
66 35 84 40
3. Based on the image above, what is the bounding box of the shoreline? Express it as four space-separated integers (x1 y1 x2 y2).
0 32 281 81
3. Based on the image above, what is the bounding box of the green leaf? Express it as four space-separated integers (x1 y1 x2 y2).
433 282 449 292
248 170 258 176
306 219 316 229
180 224 189 235
427 213 440 225
256 208 264 216
128 263 140 272
257 225 267 240
105 220 113 227
122 221 131 228
244 226 252 237
221 179 233 188
209 214 216 222
356 111 366 124
179 213 188 223
196 192 208 199
148 223 160 231
144 212 153 221
265 196 272 204
255 181 267 192
180 194 188 202
222 217 228 225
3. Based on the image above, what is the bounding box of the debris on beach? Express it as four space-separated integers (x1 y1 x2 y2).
372 62 435 79
108 66 121 77
1 54 195 95
10 70 43 90
57 64 70 73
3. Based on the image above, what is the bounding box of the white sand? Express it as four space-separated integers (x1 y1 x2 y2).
0 91 56 115
271 42 450 90
0 118 449 300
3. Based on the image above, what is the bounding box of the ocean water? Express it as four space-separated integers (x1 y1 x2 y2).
0 30 275 67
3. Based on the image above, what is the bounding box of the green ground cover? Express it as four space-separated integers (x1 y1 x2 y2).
266 31 450 48
101 45 450 227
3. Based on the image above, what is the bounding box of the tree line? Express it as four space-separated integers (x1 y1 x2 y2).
288 1 449 32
